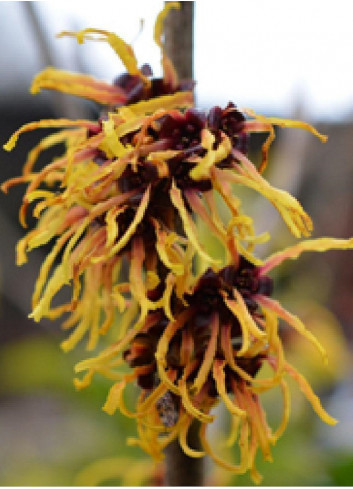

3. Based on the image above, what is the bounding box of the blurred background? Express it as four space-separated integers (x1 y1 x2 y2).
1 0 353 485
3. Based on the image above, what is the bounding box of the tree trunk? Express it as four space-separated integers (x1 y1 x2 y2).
163 1 194 80
164 420 204 486
163 2 203 486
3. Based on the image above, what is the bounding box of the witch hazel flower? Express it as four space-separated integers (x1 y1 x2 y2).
75 236 352 483
2 2 353 484
1 98 322 352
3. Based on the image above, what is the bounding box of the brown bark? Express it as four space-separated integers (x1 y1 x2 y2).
164 420 204 486
162 2 203 486
163 1 194 79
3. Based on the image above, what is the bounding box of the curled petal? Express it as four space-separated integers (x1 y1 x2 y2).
220 324 278 390
3 119 100 152
213 359 246 418
31 67 127 105
226 289 266 351
74 370 95 390
105 206 125 248
138 374 173 415
192 313 219 394
180 329 194 366
255 295 328 364
93 186 150 263
101 117 130 158
29 264 68 322
153 219 184 276
260 236 353 276
128 236 149 324
103 374 138 417
154 1 180 49
211 167 241 216
235 381 273 462
178 415 206 458
178 379 214 423
23 128 86 176
154 1 180 89
127 91 194 116
190 130 231 181
199 421 249 474
170 181 219 264
244 109 327 142
226 217 265 267
218 166 313 238
226 414 241 448
282 361 337 426
74 318 147 376
270 379 291 443
58 28 146 82
185 189 227 242
243 109 327 173
155 309 191 395
189 129 216 180
31 225 79 309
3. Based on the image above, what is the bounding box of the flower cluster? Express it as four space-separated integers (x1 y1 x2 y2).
3 3 353 483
